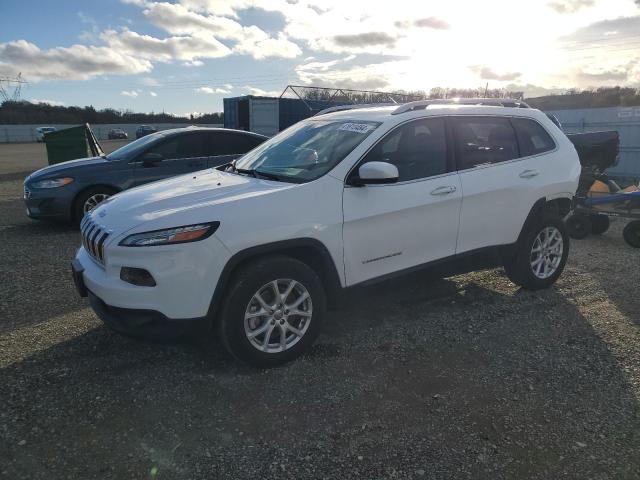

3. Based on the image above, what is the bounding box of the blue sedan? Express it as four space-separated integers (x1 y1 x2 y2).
23 127 267 225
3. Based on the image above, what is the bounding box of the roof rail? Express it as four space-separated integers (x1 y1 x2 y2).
314 103 397 116
391 98 530 115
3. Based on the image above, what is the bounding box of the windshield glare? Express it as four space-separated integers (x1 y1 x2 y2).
106 131 168 160
234 119 380 182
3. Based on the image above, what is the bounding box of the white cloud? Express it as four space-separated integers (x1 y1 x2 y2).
548 0 595 14
196 86 232 94
244 86 283 96
150 91 158 96
140 77 160 86
30 98 66 106
469 65 522 81
140 1 302 59
101 28 231 62
234 31 302 59
120 90 139 97
0 39 151 81
295 58 391 90
183 60 204 67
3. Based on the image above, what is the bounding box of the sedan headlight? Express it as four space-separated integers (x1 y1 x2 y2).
30 177 74 188
119 222 220 247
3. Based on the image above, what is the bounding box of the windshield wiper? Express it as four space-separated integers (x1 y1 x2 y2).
235 168 286 182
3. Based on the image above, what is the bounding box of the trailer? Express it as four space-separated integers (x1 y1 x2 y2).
565 131 640 247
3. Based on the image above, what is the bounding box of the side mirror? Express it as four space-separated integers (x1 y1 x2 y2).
351 161 399 186
141 152 163 166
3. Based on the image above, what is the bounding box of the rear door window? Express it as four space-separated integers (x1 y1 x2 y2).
512 118 556 157
210 133 263 155
146 133 208 160
451 116 519 169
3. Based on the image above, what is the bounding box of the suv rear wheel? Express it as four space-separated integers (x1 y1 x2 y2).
504 215 569 290
219 255 326 367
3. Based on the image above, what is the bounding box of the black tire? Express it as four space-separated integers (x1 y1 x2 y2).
623 220 640 248
219 255 326 367
566 214 592 240
504 214 570 290
73 186 117 226
589 214 610 235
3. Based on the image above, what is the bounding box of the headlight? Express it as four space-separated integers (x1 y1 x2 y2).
30 177 74 188
119 222 220 247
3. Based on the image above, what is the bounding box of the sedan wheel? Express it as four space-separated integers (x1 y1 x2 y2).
83 193 110 214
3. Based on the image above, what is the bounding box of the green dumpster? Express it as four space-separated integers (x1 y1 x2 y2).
44 123 103 165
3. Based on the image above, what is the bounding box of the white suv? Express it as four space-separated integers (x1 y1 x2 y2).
72 101 581 366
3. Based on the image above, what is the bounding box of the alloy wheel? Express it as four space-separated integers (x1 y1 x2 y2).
244 279 313 353
83 193 110 214
530 226 564 279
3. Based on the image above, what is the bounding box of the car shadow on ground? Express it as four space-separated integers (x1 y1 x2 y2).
2 270 640 479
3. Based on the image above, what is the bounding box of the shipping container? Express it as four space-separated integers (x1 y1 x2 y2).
224 95 348 136
223 96 279 136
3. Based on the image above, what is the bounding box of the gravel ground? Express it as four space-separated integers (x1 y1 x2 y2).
1 143 639 479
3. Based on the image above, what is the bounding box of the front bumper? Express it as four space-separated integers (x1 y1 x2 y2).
24 185 73 221
73 233 232 320
72 258 202 335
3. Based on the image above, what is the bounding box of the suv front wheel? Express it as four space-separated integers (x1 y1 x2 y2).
219 255 326 367
504 215 569 290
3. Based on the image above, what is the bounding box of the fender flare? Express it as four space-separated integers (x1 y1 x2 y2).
206 238 343 320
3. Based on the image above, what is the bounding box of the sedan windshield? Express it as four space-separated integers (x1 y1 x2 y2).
234 119 380 183
106 131 168 160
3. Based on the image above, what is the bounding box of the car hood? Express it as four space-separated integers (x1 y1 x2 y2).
27 156 108 181
91 169 293 234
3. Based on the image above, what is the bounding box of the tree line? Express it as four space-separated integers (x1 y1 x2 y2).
0 100 223 125
2 86 640 125
297 85 640 110
425 86 640 110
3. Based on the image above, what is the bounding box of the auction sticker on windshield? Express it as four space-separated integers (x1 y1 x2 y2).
338 123 375 134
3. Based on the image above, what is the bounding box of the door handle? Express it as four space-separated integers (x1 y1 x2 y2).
519 169 539 179
430 185 456 195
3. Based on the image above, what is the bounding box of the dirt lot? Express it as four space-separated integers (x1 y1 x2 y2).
1 142 639 479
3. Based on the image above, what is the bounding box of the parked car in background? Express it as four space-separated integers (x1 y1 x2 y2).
35 126 57 142
108 128 128 140
71 101 581 367
136 125 157 138
23 127 267 224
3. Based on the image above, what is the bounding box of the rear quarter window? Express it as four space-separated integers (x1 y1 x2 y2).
512 118 556 157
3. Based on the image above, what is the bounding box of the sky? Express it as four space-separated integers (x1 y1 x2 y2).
1 0 639 115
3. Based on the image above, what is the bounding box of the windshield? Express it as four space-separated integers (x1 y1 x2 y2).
234 119 380 182
106 131 168 160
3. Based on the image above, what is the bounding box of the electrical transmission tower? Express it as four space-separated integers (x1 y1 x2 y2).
0 73 27 102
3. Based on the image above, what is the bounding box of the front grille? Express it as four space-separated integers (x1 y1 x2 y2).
23 185 30 199
80 216 110 266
